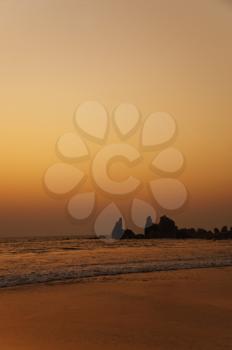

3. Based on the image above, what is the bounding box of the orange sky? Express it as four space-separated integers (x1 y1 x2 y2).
0 0 232 236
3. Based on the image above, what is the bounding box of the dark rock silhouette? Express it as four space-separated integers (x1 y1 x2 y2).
145 216 153 229
118 215 232 241
215 226 232 240
145 223 158 239
112 218 124 240
120 229 136 240
144 215 178 239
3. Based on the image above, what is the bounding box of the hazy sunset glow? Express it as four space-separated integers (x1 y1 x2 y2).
1 0 232 235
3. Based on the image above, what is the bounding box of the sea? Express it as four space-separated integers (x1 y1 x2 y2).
0 237 232 288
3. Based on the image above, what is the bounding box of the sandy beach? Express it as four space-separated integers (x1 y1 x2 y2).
0 267 231 350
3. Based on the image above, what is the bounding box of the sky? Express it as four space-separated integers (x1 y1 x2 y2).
0 0 232 236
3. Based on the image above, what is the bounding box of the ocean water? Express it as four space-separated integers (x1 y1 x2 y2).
0 237 231 288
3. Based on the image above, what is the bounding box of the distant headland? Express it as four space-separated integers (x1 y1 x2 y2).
110 216 232 240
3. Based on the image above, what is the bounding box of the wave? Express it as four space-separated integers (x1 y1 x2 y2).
1 259 232 289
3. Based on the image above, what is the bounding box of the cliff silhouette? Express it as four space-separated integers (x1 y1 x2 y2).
117 216 232 240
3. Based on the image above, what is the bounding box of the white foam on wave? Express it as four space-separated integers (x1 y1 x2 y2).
1 259 232 288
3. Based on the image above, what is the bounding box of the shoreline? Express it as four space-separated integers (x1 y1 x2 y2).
1 264 232 291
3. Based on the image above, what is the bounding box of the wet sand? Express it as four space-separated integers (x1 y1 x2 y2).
0 268 231 350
